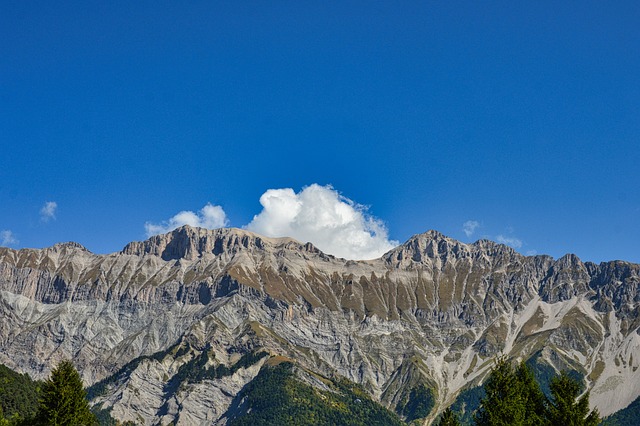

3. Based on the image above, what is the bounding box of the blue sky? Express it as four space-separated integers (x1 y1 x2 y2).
1 1 639 262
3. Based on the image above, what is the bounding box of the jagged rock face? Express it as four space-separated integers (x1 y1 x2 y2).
1 226 640 425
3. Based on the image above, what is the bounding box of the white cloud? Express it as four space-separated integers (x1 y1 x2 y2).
246 184 398 260
526 249 538 256
1 230 18 247
463 220 480 237
145 203 228 236
40 201 57 222
496 235 523 249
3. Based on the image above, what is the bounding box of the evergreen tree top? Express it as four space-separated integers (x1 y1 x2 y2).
37 360 97 426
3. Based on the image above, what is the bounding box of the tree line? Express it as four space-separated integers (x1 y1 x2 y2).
435 356 600 426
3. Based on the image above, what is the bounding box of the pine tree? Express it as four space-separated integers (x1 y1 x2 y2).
474 357 547 426
515 361 547 426
36 360 97 426
546 371 600 426
474 356 527 426
436 407 460 426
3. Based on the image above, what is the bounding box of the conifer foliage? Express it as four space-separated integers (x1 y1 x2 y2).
36 360 97 426
0 363 40 424
475 357 530 426
546 371 600 426
0 405 8 426
435 407 460 426
473 356 600 426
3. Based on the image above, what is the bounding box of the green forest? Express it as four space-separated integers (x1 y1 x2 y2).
228 361 405 426
0 360 97 426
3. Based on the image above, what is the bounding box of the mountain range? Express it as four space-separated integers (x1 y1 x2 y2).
1 226 639 424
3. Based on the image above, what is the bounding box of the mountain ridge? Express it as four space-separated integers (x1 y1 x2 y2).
1 226 639 424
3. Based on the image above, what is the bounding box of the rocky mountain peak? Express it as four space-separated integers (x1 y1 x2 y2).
50 241 90 253
555 252 584 268
121 225 308 261
470 238 520 256
383 230 507 268
384 229 457 256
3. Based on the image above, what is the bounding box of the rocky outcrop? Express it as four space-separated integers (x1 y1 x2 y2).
1 225 640 424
